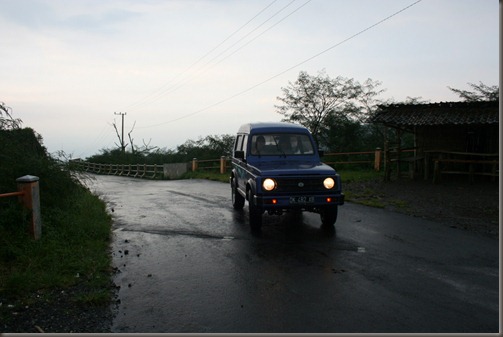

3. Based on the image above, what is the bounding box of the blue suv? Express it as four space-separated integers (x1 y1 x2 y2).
230 122 344 233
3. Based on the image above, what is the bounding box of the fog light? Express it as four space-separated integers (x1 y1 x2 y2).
323 177 335 189
263 178 277 191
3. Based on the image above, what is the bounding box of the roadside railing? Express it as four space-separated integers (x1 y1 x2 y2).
72 149 383 180
191 156 230 173
427 150 499 183
73 161 164 179
323 148 383 171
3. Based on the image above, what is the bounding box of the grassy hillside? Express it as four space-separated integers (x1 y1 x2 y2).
0 128 113 328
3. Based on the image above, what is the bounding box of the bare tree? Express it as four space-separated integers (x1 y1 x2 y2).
127 121 136 154
123 121 159 155
112 119 128 153
137 139 159 155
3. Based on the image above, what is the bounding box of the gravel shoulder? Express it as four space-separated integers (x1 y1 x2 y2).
1 178 499 333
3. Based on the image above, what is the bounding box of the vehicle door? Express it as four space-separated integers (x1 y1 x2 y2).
233 134 248 192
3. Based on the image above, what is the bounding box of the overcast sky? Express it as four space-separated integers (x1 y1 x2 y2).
1 0 498 158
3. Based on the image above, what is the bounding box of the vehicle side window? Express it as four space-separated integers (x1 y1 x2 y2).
234 135 243 153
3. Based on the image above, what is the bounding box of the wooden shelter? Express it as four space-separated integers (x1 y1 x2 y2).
369 100 499 182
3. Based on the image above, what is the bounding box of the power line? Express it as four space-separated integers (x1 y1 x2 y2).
139 0 423 128
137 0 423 129
196 0 299 72
127 0 303 112
156 0 311 101
75 122 111 158
209 0 312 69
122 0 280 112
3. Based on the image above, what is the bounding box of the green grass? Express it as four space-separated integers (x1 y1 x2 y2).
181 170 230 183
0 187 112 305
337 169 383 183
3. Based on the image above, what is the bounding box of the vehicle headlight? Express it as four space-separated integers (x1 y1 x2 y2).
262 178 277 191
323 177 335 189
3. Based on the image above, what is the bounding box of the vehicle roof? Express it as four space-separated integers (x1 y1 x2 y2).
237 122 310 134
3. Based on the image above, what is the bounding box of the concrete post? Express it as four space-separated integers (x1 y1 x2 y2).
16 175 42 240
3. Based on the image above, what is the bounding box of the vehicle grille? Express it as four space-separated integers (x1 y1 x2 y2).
273 177 329 193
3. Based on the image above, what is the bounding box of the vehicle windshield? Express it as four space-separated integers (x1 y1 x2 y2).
250 133 315 156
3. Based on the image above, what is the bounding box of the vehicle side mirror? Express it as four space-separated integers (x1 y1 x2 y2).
234 150 245 160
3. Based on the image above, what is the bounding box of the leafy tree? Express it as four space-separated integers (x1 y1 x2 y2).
448 82 499 101
275 70 357 144
86 148 144 164
176 134 235 160
275 70 385 148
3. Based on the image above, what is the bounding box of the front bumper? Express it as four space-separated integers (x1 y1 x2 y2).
253 193 344 210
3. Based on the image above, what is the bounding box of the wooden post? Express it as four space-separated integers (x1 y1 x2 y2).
383 128 391 181
469 163 474 184
424 152 430 181
16 175 42 240
192 158 198 172
396 129 402 179
433 160 440 184
374 148 382 171
220 156 226 174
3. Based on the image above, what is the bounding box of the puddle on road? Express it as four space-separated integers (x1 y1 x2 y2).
114 224 365 253
121 228 243 241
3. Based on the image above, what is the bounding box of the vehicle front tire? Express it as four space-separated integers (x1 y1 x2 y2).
231 177 245 210
247 189 262 231
320 206 338 227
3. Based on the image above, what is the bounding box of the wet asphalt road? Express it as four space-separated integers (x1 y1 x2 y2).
86 174 499 333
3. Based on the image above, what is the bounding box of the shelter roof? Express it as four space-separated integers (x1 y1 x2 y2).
369 100 499 127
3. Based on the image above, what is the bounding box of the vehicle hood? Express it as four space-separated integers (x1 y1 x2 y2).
249 160 336 176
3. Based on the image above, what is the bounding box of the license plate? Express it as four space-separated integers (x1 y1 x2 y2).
289 196 314 204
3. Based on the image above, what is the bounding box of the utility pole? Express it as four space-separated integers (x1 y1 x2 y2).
114 112 127 153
